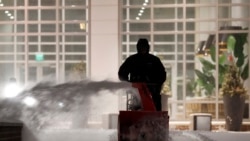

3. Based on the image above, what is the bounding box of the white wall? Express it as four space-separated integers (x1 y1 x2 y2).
90 0 119 81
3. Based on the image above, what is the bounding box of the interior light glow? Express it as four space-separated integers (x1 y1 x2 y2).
3 83 22 98
7 13 11 16
143 3 147 6
5 11 9 14
138 13 142 16
23 96 38 107
140 10 144 13
79 23 86 30
136 17 140 20
0 3 4 6
10 16 14 19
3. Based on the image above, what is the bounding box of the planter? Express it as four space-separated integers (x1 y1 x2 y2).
161 94 169 111
185 97 224 118
223 94 245 131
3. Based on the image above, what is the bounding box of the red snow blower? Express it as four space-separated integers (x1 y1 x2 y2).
118 83 169 141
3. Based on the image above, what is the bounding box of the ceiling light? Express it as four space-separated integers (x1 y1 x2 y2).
136 17 140 20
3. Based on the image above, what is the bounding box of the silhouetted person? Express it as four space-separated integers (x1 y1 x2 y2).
118 38 166 111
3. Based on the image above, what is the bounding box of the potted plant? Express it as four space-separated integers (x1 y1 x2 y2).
220 32 249 131
191 26 248 121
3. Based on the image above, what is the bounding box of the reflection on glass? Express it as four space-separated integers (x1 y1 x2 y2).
124 8 150 20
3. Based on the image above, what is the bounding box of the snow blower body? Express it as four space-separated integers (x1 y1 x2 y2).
118 82 169 141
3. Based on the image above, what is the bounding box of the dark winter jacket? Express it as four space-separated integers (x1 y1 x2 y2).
118 53 166 85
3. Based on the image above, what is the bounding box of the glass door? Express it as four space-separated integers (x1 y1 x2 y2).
17 63 56 85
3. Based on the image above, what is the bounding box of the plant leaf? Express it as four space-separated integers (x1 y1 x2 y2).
227 35 236 52
199 58 215 71
219 54 227 65
210 46 216 62
241 60 249 80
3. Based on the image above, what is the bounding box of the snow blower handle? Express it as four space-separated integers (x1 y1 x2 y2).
132 82 156 111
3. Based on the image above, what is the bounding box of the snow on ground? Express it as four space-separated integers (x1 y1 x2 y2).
23 128 250 141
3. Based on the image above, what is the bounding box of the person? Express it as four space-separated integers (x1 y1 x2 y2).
118 38 167 111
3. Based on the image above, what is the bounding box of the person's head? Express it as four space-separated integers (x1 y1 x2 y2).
136 38 150 54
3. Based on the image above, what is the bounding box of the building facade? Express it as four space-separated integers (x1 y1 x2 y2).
0 0 249 121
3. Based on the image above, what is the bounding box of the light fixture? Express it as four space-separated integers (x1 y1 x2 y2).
204 34 215 54
79 23 86 30
218 33 228 51
196 40 206 57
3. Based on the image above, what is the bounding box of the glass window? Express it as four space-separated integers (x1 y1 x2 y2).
41 10 56 21
64 9 86 21
123 0 151 5
123 8 151 20
121 0 250 121
154 23 175 31
28 10 38 21
154 0 182 4
129 23 150 32
28 45 38 52
154 8 175 19
41 45 56 52
0 0 89 85
41 24 56 33
65 45 86 52
28 24 38 32
41 0 56 6
61 0 87 6
28 0 38 6
63 23 87 33
41 36 56 42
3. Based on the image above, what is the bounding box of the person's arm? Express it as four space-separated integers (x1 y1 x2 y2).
118 59 131 82
156 58 167 84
